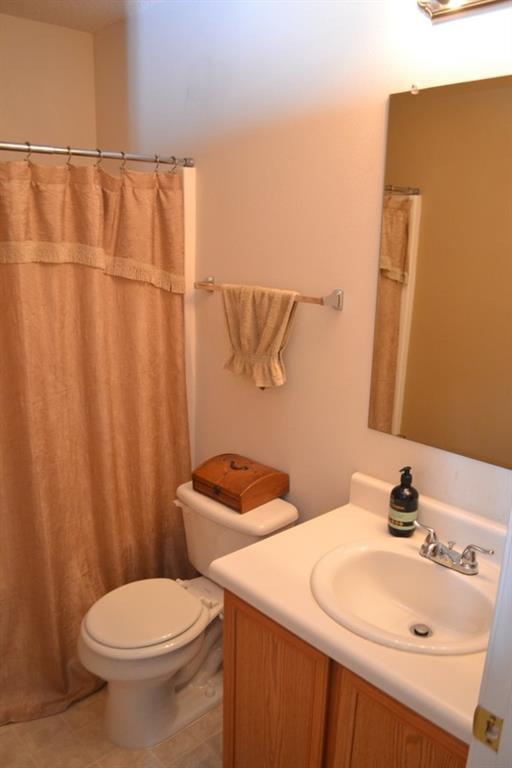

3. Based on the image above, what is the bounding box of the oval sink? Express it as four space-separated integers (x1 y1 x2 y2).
311 540 494 654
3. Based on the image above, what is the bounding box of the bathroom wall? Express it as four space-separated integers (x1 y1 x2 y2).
0 13 96 155
94 0 512 524
94 18 129 153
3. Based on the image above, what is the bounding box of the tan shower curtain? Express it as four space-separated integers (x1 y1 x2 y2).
369 194 411 433
0 161 193 723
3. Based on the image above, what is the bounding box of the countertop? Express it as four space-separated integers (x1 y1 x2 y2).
209 472 505 744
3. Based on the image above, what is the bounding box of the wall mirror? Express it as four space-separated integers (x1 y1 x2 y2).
369 75 512 469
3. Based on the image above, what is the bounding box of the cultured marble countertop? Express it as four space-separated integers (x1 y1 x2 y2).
210 473 505 745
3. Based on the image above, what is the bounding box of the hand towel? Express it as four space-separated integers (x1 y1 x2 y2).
222 284 298 388
379 194 412 283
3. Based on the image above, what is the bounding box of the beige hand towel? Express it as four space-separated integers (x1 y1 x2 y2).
379 195 412 283
222 284 298 388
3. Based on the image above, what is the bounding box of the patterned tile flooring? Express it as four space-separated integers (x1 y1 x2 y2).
0 689 223 768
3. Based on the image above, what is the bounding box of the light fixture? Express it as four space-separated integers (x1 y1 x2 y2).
418 0 507 18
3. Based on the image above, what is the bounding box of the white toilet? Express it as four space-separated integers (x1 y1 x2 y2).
78 481 298 748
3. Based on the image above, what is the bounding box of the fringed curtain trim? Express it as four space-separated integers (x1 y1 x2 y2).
0 242 185 293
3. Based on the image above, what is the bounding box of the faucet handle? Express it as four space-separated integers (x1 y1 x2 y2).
414 520 438 544
461 544 495 565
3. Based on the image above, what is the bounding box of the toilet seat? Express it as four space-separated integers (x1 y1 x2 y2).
81 578 214 660
85 579 203 649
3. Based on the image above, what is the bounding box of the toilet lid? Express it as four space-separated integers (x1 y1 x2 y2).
85 578 203 649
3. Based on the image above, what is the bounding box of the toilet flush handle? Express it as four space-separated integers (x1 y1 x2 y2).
173 499 183 508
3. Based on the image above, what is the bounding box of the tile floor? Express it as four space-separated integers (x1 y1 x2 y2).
0 688 222 768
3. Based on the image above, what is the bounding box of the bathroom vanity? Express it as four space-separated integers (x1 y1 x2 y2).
223 591 467 767
210 473 505 768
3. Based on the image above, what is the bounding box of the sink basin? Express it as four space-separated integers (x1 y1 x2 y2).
310 540 494 654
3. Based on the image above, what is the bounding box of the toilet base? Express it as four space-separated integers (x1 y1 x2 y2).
105 669 223 749
163 669 223 742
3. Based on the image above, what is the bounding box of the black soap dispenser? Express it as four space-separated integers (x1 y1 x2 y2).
388 466 418 537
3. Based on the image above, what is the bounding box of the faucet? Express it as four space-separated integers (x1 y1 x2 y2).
414 520 494 575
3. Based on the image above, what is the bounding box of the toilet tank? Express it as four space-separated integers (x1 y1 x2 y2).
176 481 298 577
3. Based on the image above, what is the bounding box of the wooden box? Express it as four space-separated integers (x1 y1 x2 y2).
192 453 289 513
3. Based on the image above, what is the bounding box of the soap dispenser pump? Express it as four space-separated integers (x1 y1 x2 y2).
388 466 418 538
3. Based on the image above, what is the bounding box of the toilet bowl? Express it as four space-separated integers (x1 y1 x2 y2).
79 576 223 747
78 482 298 748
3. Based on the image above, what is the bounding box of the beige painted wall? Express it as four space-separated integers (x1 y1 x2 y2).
0 13 96 156
384 78 512 467
94 19 129 159
94 0 512 524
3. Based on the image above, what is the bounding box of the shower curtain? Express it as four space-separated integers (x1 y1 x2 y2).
368 194 411 433
0 161 194 722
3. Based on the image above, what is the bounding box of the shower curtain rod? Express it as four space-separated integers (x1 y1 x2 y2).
0 141 195 168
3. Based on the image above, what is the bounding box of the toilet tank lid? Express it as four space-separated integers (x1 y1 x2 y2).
177 481 298 535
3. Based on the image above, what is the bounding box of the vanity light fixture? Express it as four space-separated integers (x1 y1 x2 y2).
418 0 507 18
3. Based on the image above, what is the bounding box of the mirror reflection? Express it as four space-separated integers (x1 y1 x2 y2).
369 75 512 468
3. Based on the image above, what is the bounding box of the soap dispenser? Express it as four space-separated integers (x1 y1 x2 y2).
388 466 418 538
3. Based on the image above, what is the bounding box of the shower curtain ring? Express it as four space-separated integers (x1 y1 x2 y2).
94 149 103 168
154 155 160 173
24 141 32 164
167 156 178 173
120 151 127 173
66 146 73 167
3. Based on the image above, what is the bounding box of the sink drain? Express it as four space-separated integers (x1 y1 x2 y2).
410 623 433 638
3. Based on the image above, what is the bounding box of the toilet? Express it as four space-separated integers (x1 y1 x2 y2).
78 480 298 748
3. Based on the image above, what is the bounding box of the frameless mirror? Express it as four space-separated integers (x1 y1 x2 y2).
369 75 512 468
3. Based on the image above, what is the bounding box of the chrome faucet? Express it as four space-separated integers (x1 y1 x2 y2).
414 521 494 575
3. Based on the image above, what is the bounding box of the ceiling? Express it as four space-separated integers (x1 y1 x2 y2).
0 0 153 33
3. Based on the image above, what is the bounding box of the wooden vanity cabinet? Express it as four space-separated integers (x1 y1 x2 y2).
223 591 469 768
325 664 469 768
223 591 330 768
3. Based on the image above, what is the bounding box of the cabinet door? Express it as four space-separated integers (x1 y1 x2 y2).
223 591 330 768
325 665 468 768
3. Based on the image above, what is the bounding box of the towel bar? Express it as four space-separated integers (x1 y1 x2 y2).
194 278 343 311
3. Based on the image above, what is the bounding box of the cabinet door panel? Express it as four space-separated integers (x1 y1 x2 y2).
223 591 329 768
326 665 468 768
